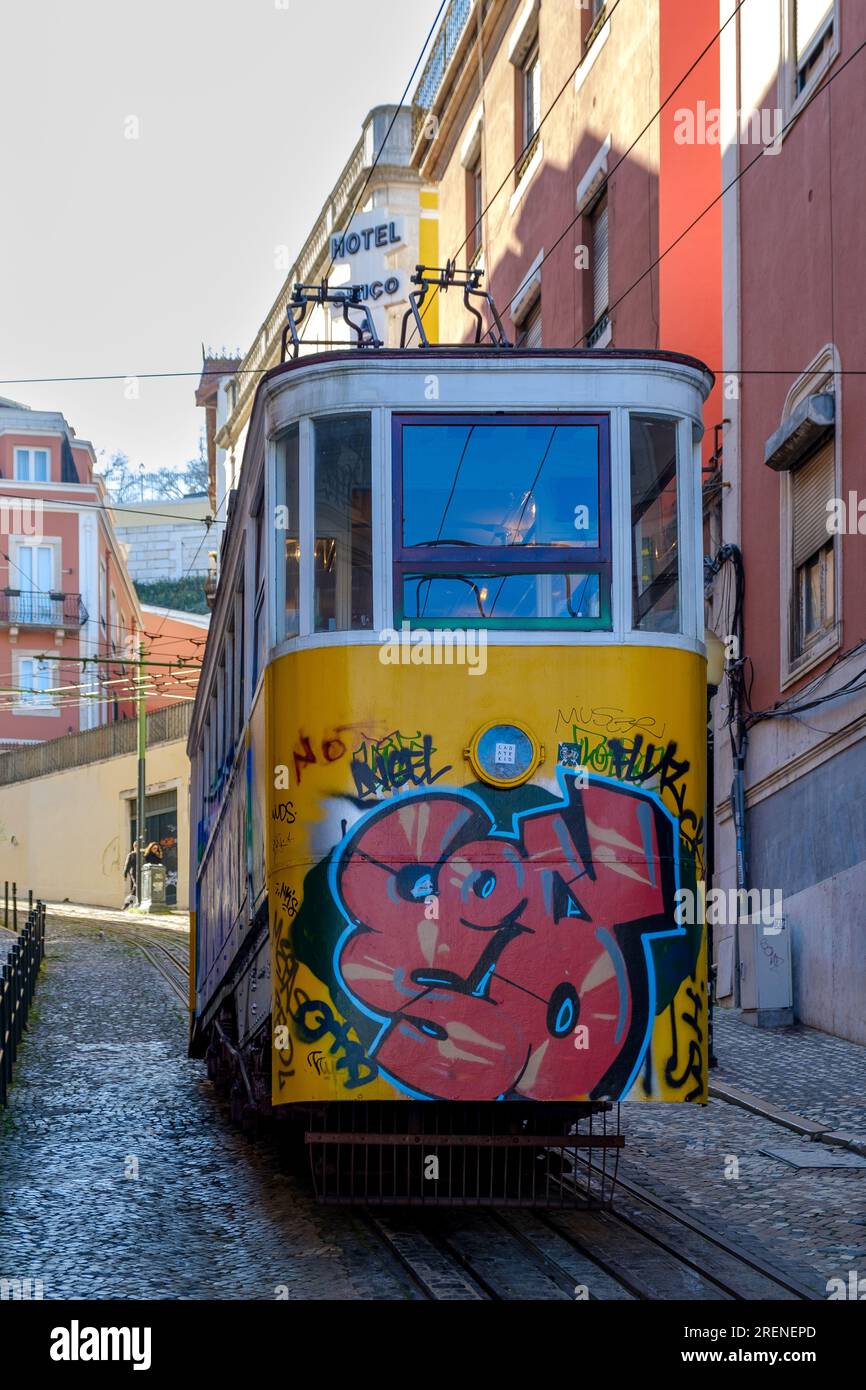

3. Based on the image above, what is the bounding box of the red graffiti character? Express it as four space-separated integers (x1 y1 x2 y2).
335 778 678 1102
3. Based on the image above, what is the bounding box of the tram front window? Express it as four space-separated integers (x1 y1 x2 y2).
401 420 600 549
630 414 680 633
278 426 300 638
395 414 610 629
314 414 373 632
403 572 601 622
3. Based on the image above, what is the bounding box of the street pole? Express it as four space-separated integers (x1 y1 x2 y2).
136 640 146 906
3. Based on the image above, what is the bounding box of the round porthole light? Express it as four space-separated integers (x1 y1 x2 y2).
466 720 542 788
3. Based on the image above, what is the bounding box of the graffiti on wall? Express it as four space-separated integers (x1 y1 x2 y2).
321 771 683 1102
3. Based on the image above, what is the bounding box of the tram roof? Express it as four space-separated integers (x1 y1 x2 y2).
258 345 714 396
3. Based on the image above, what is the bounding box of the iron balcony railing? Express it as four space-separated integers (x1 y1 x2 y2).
0 590 88 628
412 0 475 145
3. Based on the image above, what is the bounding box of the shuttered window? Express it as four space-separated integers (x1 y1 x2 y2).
792 438 833 568
517 300 542 348
792 437 835 654
592 198 609 323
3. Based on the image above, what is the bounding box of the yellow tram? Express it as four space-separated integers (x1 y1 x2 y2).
189 280 712 1203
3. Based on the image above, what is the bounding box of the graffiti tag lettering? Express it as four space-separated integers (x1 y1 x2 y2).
350 731 451 799
294 998 378 1090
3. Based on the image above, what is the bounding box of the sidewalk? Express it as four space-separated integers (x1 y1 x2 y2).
618 1005 866 1293
711 1006 866 1150
43 901 189 937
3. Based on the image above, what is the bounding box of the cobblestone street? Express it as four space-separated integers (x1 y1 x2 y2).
617 1009 866 1295
1 915 863 1301
0 919 417 1300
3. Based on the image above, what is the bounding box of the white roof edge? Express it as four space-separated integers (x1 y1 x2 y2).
140 604 211 628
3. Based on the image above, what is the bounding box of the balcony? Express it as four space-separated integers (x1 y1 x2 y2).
412 0 476 148
0 590 88 629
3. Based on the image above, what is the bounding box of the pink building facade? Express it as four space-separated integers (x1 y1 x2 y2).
411 0 723 471
411 0 862 1043
710 0 866 1043
0 400 142 745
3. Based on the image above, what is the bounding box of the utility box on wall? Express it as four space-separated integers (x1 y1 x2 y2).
739 916 794 1027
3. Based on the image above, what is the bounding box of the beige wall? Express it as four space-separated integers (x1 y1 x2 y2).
0 739 190 910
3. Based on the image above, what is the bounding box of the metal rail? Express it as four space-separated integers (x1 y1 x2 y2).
109 923 189 1007
555 1158 820 1301
0 886 46 1107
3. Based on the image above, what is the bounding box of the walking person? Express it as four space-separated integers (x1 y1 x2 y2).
122 838 140 909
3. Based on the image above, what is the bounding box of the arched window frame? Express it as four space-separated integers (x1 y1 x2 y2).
778 342 842 688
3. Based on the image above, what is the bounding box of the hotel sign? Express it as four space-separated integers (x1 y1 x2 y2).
329 211 408 309
330 217 405 260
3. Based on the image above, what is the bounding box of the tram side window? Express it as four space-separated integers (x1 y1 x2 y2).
277 427 300 639
630 414 680 633
314 414 373 633
395 415 610 627
252 499 266 686
235 583 245 733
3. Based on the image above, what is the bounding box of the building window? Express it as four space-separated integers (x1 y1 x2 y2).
18 656 53 708
314 414 373 633
14 542 54 623
394 413 611 628
588 193 609 345
791 439 835 657
522 42 541 154
783 0 837 115
773 347 840 685
516 299 542 348
631 415 680 633
794 0 835 94
14 448 49 482
467 159 483 263
584 0 606 47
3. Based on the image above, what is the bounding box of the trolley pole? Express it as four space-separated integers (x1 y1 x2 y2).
136 640 146 906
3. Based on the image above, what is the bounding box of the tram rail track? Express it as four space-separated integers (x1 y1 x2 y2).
105 920 190 1007
114 917 822 1303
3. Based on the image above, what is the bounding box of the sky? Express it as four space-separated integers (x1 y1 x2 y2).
0 0 441 476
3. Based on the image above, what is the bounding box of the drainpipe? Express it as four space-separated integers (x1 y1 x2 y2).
731 749 748 1008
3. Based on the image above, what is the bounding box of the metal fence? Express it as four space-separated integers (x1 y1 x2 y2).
0 885 46 1108
412 0 475 145
0 702 192 786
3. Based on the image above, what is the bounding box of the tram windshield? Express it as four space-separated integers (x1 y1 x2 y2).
395 413 610 629
401 421 601 549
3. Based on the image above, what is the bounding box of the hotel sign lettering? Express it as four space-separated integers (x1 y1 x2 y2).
330 219 405 260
